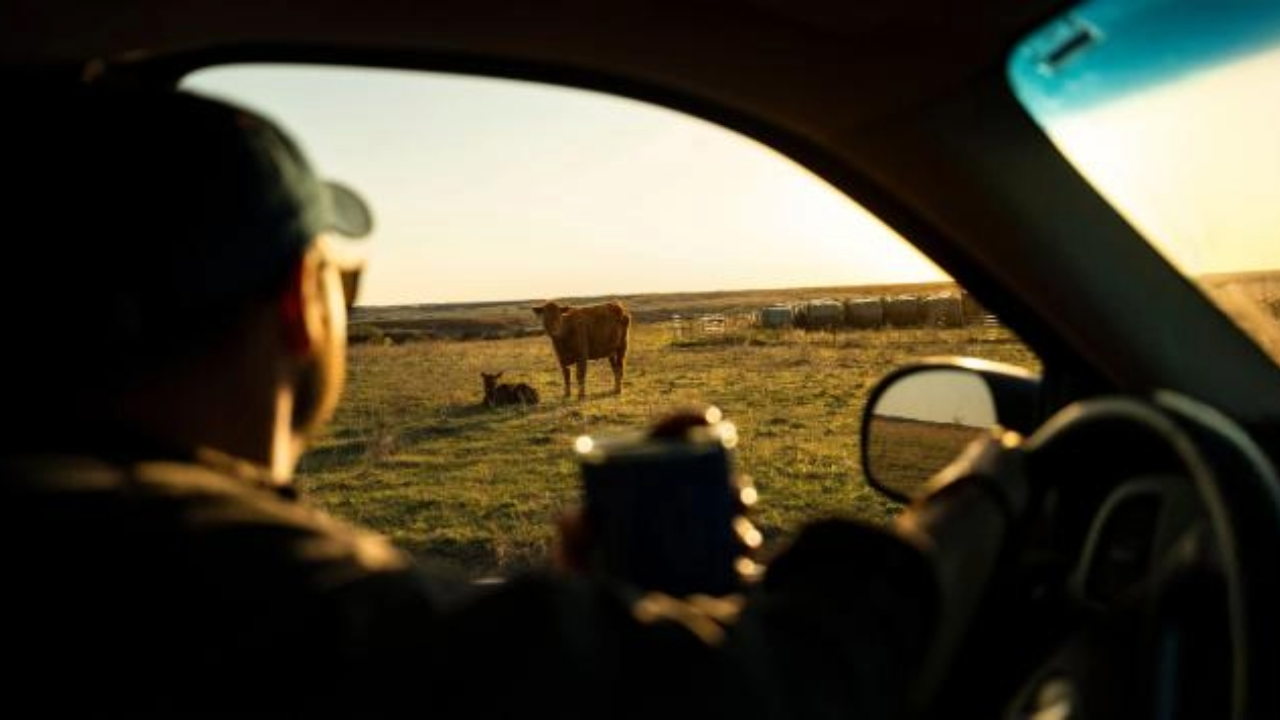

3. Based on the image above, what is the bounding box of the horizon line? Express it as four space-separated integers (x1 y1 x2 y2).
353 278 962 310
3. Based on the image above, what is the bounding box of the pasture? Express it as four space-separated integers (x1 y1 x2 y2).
865 417 991 499
297 318 1037 580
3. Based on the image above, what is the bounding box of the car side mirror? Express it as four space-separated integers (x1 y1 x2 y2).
862 359 1040 501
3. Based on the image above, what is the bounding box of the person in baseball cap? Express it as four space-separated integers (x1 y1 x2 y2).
4 84 371 474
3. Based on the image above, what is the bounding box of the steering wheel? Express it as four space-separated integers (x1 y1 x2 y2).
901 392 1280 719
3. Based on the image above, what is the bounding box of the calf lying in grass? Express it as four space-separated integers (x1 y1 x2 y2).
481 372 540 408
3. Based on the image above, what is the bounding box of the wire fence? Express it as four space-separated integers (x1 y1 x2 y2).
669 313 728 341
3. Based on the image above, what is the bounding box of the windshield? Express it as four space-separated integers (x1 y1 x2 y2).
1009 0 1280 361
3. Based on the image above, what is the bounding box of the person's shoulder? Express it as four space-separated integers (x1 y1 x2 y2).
0 452 444 711
134 455 411 576
1 451 410 579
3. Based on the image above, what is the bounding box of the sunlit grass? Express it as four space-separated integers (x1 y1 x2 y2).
297 322 1037 578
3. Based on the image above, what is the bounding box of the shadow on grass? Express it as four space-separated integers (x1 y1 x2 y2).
400 423 467 443
441 403 493 420
405 538 547 581
298 440 366 473
303 402 562 473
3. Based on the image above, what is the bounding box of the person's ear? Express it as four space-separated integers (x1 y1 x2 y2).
278 256 314 357
280 244 349 436
279 250 337 359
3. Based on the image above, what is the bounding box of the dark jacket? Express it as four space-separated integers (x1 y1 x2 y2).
0 450 935 718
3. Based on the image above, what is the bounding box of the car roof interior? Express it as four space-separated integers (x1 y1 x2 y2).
9 0 1280 432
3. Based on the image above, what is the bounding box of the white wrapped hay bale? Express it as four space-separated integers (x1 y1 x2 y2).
758 304 794 328
844 297 884 328
923 293 962 327
884 295 922 327
801 298 845 328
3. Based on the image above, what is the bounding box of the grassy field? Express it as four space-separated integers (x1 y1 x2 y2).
865 417 990 499
297 318 1037 580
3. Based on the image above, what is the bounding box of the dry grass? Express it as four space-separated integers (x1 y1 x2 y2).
865 417 989 498
297 321 1037 579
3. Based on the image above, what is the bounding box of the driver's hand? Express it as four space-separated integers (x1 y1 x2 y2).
552 507 590 574
552 404 761 591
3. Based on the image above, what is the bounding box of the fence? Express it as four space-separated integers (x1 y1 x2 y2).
979 313 1005 341
670 313 727 341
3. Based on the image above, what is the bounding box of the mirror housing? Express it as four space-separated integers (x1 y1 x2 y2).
861 358 1040 501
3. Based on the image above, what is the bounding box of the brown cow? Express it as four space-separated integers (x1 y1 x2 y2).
531 300 630 400
481 371 540 408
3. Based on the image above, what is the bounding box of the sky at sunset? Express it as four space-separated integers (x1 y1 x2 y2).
185 65 945 306
186 24 1280 309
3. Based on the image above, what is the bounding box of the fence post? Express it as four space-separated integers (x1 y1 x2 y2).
670 313 688 342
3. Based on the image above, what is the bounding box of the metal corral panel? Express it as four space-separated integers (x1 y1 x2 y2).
960 291 988 325
923 294 963 327
759 304 794 328
844 297 884 328
884 295 922 326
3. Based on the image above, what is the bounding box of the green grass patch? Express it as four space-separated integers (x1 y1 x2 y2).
298 324 1038 578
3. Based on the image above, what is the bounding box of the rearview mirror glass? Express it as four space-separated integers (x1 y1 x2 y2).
863 368 997 500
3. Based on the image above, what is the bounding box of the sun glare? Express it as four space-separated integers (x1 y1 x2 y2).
1046 45 1280 275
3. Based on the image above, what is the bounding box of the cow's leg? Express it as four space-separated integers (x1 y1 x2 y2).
614 330 629 396
561 365 571 399
576 360 587 400
609 354 624 395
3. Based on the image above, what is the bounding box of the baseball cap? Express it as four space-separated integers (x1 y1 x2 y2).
9 84 371 332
